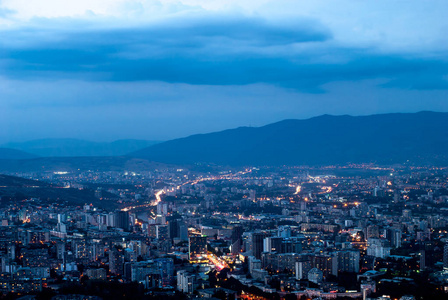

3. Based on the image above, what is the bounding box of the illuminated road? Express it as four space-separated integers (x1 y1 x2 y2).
208 253 228 271
122 169 253 212
154 189 164 205
294 185 302 194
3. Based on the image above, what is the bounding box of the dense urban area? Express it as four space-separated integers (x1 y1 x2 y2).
0 164 448 300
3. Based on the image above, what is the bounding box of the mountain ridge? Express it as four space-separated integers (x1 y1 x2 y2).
0 148 38 160
130 111 448 166
2 138 161 157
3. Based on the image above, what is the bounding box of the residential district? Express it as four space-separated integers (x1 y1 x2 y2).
1 165 448 300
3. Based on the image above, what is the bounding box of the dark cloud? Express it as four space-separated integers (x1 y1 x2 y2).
1 14 447 91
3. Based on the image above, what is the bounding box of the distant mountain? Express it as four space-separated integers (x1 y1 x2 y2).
0 157 170 173
131 111 448 166
2 139 160 157
0 148 37 160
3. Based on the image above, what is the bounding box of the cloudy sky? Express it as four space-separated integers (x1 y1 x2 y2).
0 0 447 143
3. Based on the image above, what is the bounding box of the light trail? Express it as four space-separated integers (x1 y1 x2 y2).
122 169 253 212
153 189 164 206
208 253 228 271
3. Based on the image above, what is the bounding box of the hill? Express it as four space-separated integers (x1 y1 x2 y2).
2 139 160 157
0 174 50 188
0 174 116 209
131 111 448 166
0 148 37 160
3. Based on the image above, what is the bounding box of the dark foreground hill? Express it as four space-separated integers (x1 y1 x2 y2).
0 174 116 209
0 148 37 160
131 111 448 166
2 139 160 157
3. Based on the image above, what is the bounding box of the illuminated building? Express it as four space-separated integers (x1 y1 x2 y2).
189 235 207 261
109 247 124 275
177 270 197 294
335 250 360 273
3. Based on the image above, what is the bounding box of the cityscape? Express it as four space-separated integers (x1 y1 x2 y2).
1 0 448 299
0 164 447 299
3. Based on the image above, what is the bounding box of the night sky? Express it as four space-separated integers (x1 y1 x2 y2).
1 0 447 143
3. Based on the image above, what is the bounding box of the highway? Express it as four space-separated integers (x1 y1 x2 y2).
122 169 253 212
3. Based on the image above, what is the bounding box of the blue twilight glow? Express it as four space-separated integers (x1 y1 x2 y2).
0 0 447 142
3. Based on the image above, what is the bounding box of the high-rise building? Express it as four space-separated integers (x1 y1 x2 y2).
277 253 301 274
295 258 312 280
281 238 303 254
443 243 448 270
179 224 189 241
386 228 402 248
366 225 380 239
230 225 244 254
278 226 291 238
157 203 168 216
419 250 426 270
155 258 174 286
72 238 88 259
189 235 207 261
6 243 15 261
56 242 65 260
114 211 130 231
168 219 181 239
231 225 244 244
146 272 162 289
248 256 262 276
109 247 124 275
263 237 283 253
106 213 115 227
156 225 169 240
57 214 67 223
177 270 197 294
310 254 333 279
252 232 268 259
129 261 156 282
336 250 360 273
419 241 436 269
